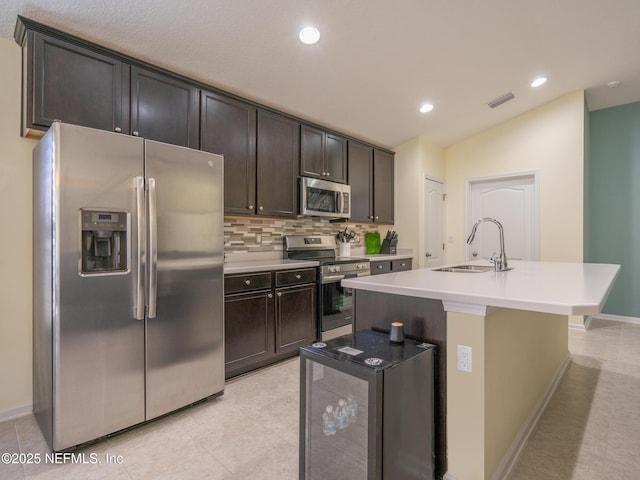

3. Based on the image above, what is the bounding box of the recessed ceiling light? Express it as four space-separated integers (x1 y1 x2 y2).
419 103 434 113
531 76 548 88
299 27 320 45
608 80 621 88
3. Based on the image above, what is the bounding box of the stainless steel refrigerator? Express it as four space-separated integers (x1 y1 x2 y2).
33 122 225 451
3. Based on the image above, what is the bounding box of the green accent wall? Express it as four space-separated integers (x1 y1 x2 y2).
587 101 640 317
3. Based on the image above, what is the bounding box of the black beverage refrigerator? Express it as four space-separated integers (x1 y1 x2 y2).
299 330 435 480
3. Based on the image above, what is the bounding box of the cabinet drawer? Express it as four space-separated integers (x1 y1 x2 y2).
371 261 391 274
275 268 317 287
225 272 272 294
392 259 412 272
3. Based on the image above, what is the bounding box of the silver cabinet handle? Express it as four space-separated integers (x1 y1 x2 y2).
259 206 264 211
472 251 478 258
425 253 432 258
248 205 254 210
277 292 282 297
268 293 273 299
147 178 158 319
326 172 330 176
134 176 145 320
133 131 139 137
115 127 122 133
369 215 374 220
400 263 406 267
375 216 379 221
295 274 301 280
377 265 384 269
244 279 251 286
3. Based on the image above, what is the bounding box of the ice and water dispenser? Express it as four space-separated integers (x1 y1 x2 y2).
80 209 129 274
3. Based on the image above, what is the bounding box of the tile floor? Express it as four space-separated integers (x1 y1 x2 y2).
0 317 639 479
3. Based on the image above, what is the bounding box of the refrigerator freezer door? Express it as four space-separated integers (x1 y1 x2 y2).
41 123 146 451
144 140 224 419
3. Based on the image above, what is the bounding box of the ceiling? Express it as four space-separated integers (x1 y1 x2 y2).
2 0 639 149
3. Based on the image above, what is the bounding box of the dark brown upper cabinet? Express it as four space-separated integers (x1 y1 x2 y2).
200 91 257 216
22 31 130 137
372 149 395 224
256 110 300 218
130 66 199 148
300 125 347 184
348 141 394 224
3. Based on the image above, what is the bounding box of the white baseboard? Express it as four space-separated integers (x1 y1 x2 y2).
490 352 572 480
590 313 640 326
0 402 32 423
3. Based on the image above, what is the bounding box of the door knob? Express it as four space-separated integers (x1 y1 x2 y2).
472 251 478 258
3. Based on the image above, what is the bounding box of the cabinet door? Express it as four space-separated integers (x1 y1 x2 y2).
300 125 325 179
275 284 317 354
256 110 300 217
201 91 257 215
27 31 129 135
373 149 395 224
325 133 347 184
224 290 275 378
348 141 374 223
130 66 199 148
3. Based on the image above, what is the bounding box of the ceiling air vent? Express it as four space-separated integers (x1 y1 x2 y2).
487 91 516 109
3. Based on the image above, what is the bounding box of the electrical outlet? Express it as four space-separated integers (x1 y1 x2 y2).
457 345 472 372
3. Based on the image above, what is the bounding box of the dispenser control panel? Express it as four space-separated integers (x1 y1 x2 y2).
81 211 127 231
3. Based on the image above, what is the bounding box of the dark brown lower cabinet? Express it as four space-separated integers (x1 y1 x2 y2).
275 284 316 355
225 268 317 378
224 289 275 377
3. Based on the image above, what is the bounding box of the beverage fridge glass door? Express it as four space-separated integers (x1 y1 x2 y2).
301 358 376 480
144 140 224 420
33 123 146 451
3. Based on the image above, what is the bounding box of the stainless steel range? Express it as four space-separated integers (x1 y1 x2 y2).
284 235 370 340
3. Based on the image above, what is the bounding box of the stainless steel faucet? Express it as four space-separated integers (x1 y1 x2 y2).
466 218 510 272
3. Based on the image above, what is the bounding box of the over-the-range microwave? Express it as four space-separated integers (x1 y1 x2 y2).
299 177 351 219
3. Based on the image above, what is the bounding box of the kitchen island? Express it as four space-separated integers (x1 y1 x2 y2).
342 260 619 480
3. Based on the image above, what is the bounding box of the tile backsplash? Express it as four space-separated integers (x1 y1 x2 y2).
224 216 381 254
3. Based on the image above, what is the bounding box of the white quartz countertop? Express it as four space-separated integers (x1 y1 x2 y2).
341 260 620 315
224 259 319 275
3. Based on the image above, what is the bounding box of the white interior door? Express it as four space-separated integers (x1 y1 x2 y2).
467 173 539 262
424 177 445 267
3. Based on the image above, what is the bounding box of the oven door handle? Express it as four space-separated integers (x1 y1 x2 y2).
322 274 346 284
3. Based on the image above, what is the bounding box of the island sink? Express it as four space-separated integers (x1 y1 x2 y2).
433 264 495 273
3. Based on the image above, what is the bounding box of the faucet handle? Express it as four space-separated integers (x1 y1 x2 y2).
489 252 502 271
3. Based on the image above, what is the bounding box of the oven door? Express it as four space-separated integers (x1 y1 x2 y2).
320 272 366 334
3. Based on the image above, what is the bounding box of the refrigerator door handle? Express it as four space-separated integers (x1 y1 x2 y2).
135 176 145 320
147 177 158 319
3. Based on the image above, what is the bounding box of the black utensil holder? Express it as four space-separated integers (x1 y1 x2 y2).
379 238 397 254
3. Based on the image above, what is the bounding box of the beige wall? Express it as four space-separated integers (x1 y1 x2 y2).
392 136 445 268
444 91 585 263
446 308 568 479
0 38 38 418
